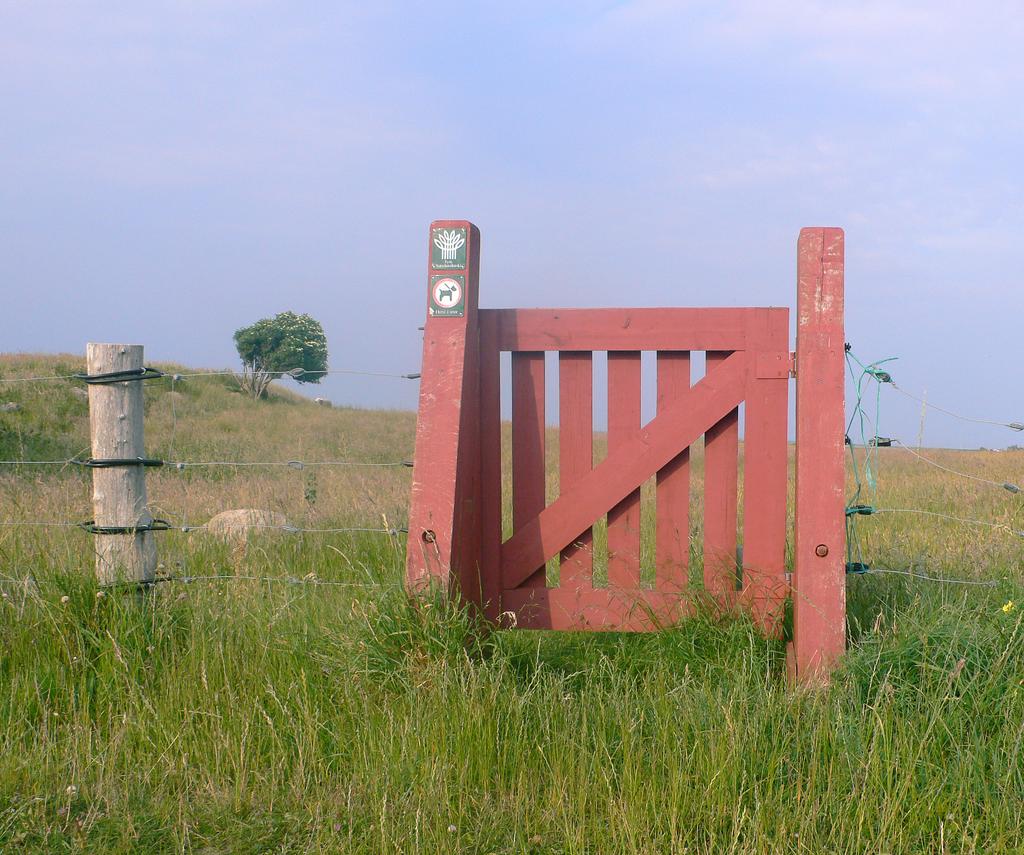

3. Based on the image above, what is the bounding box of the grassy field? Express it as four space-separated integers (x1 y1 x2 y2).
1 354 1023 854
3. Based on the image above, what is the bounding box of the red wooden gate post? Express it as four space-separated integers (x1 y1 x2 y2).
793 227 847 681
406 220 483 602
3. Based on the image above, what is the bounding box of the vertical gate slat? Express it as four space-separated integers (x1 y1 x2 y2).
607 351 642 589
479 312 502 620
656 351 690 591
740 311 790 634
512 351 547 587
559 352 593 591
703 350 739 603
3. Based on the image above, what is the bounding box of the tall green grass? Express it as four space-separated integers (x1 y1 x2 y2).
2 355 1023 852
3 558 1022 853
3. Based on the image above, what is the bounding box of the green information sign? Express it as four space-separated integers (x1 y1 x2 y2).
431 227 467 270
429 275 465 317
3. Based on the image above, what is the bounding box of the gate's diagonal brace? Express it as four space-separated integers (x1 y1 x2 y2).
500 350 749 589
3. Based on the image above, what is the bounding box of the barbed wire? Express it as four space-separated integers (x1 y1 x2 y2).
0 572 405 592
0 460 78 467
164 368 421 381
153 573 404 588
0 372 80 384
0 457 414 470
0 519 407 536
167 459 413 470
0 521 80 529
0 366 422 385
176 523 405 535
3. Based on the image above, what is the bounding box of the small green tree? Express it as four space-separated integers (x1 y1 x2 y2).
233 311 328 399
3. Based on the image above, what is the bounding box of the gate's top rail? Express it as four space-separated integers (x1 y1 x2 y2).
482 307 788 352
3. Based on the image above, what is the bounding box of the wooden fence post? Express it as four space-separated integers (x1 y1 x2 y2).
406 221 482 601
86 343 158 586
793 228 847 681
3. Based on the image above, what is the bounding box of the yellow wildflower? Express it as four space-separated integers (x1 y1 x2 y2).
1002 600 1016 614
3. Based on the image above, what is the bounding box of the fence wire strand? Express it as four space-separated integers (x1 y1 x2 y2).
5 347 1022 602
0 519 407 536
872 507 1024 537
0 573 405 592
0 366 421 385
886 382 1024 431
866 565 1001 588
891 440 1021 493
0 457 413 470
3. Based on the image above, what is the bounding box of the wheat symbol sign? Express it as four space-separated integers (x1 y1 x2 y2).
433 229 466 263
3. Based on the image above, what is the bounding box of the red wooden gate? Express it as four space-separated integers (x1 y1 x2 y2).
407 221 846 681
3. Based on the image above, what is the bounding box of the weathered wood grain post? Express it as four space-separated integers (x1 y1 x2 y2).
792 228 847 682
86 343 158 586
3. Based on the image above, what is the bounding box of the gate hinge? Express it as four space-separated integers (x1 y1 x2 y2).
789 351 797 378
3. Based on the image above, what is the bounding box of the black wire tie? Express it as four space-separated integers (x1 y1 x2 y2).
79 519 174 535
76 457 164 469
74 367 165 385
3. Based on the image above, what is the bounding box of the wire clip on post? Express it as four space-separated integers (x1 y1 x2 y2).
74 367 165 385
868 437 893 447
846 562 871 574
846 504 876 517
79 519 173 535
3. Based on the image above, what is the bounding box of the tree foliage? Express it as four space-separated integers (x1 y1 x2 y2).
233 311 328 399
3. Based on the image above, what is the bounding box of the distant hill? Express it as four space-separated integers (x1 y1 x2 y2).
0 353 416 469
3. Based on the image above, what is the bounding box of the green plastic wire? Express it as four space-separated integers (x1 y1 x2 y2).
842 348 1023 578
845 349 897 500
844 348 897 571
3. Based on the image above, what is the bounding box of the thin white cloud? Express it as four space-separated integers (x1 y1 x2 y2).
584 1 1024 101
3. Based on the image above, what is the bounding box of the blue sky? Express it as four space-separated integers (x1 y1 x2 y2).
2 1 1022 448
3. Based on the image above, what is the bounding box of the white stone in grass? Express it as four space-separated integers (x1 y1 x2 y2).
204 509 290 541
